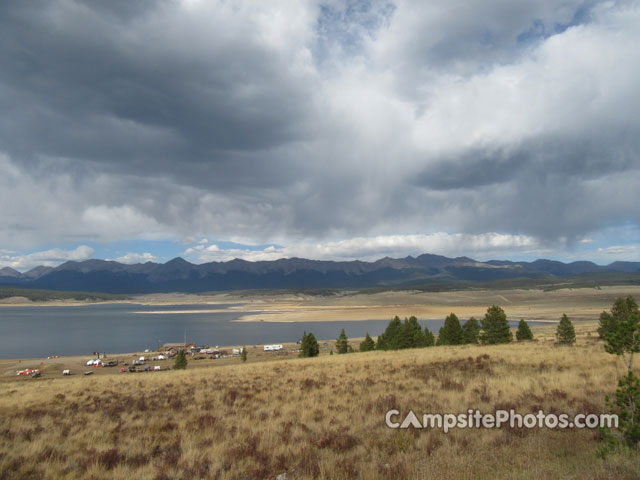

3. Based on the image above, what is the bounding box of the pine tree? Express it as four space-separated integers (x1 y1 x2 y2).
437 313 464 345
335 328 350 354
424 327 435 347
376 316 403 350
376 316 434 350
359 333 376 352
398 317 414 349
299 331 319 357
404 316 427 348
240 346 248 363
600 296 640 374
515 319 534 341
462 317 480 344
597 296 640 451
608 372 640 447
598 296 638 342
556 314 576 345
480 305 513 344
173 350 188 370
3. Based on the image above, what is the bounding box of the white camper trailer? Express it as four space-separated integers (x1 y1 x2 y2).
263 344 283 351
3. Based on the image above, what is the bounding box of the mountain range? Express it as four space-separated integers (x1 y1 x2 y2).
1 254 640 294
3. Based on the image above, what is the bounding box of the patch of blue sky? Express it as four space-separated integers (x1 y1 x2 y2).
313 0 395 64
91 240 180 263
516 0 600 46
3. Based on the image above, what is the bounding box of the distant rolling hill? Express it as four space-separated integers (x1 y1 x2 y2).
1 254 640 294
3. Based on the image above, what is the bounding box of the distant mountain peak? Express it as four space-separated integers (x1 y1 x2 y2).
22 265 54 280
165 257 192 265
0 267 21 278
2 252 640 294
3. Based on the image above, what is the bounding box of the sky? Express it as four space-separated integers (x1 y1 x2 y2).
1 0 640 271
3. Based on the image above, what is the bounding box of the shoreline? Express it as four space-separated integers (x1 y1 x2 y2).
3 285 640 325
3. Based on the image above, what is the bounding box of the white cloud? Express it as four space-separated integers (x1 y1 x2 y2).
112 252 157 264
596 245 640 261
183 232 542 263
0 245 94 272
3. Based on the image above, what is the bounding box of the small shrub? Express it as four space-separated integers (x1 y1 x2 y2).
173 350 188 370
556 314 576 345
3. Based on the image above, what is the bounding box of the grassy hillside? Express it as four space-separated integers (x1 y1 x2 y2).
0 287 129 303
0 326 637 479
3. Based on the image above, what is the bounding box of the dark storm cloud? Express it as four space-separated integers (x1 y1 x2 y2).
0 1 313 179
415 130 640 192
0 0 638 257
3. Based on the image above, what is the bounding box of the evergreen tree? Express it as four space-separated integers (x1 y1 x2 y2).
598 296 639 342
600 296 640 374
480 305 513 344
556 314 576 345
173 350 188 370
462 317 480 344
437 313 464 345
376 316 434 350
359 333 376 352
597 296 640 451
515 319 534 341
376 316 403 350
299 331 319 357
398 317 414 349
240 346 248 363
424 327 435 347
404 316 427 348
335 328 350 354
608 372 640 446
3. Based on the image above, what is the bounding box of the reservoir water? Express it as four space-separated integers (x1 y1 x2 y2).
0 303 536 359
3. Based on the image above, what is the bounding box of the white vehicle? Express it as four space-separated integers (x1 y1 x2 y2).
264 344 283 351
62 369 70 375
154 366 161 371
139 356 145 362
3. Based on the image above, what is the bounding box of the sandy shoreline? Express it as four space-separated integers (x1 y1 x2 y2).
2 285 640 324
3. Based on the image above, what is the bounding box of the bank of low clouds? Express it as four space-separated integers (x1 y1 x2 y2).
0 1 639 259
183 233 546 263
0 246 94 271
4 233 640 272
111 252 158 264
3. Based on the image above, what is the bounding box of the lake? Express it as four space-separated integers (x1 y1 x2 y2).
0 303 537 359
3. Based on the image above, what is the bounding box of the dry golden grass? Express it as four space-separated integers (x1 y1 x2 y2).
0 325 638 479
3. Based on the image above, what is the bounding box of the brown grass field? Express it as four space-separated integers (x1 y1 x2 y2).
0 319 639 479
